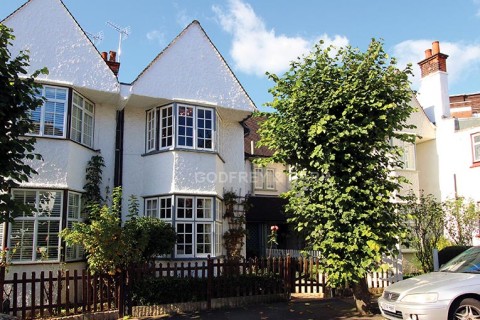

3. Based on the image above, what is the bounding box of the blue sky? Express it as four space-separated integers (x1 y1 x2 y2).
2 0 480 110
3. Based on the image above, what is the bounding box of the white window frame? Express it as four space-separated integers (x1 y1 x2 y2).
175 222 194 257
145 198 159 218
196 107 214 151
159 196 172 220
254 167 276 190
265 168 276 190
160 105 174 149
473 133 480 163
71 92 94 147
195 223 213 258
146 103 216 153
146 108 157 152
177 105 195 149
9 189 63 262
174 195 215 258
66 192 85 261
32 85 68 138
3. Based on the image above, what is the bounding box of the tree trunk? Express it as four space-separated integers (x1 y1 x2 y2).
352 277 372 315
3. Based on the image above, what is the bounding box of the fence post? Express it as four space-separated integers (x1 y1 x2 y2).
0 266 6 314
117 271 125 318
207 255 213 310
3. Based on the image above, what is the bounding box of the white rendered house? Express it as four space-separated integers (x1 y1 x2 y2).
416 42 480 206
1 0 255 273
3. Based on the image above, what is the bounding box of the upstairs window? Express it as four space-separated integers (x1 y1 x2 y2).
472 133 480 163
32 86 68 137
30 85 95 148
71 92 94 147
145 103 216 153
254 167 276 190
391 137 416 170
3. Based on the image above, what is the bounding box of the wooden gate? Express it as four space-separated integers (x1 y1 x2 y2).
289 257 327 295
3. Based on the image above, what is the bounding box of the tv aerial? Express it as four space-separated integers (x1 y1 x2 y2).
106 21 131 62
85 31 104 46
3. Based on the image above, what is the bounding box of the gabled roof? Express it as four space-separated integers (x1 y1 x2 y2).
244 115 275 157
2 0 119 96
132 21 256 112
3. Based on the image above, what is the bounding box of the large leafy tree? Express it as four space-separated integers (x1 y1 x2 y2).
258 39 415 313
0 25 47 223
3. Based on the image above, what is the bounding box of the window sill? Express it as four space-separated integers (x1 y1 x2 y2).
143 148 225 163
26 135 99 152
470 162 480 168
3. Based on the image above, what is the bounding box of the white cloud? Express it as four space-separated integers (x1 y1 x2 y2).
146 30 165 46
393 40 480 90
212 0 348 77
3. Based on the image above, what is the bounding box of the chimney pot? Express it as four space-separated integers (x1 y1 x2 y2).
109 51 117 62
432 41 440 55
101 52 108 61
425 49 432 58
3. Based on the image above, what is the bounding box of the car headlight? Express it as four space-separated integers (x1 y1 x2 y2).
400 293 438 303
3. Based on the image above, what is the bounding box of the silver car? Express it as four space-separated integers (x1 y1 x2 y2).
378 246 480 320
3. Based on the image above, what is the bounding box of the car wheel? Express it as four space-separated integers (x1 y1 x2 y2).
450 298 480 320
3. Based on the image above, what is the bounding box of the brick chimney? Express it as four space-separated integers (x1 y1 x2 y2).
102 51 120 76
418 41 448 78
417 41 451 123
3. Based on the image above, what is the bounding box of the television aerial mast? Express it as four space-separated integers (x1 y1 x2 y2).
106 21 131 62
85 31 104 46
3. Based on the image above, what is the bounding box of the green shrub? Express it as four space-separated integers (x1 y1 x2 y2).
131 273 284 305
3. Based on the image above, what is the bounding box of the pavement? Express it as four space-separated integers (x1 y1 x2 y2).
134 295 385 320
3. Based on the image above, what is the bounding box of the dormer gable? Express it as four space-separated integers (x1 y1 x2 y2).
132 21 256 112
2 0 119 96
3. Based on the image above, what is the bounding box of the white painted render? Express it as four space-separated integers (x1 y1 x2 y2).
22 140 103 192
417 71 451 124
416 139 441 200
132 21 255 113
441 126 480 202
2 0 119 97
121 104 247 220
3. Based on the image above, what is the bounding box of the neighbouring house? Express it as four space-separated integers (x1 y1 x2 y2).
243 116 303 258
242 41 480 264
1 0 255 277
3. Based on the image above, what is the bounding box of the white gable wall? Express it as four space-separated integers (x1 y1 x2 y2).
132 22 255 112
3 0 119 95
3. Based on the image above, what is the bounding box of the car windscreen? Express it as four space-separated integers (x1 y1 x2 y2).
439 247 480 273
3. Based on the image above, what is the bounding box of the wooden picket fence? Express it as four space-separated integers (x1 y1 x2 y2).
0 256 401 319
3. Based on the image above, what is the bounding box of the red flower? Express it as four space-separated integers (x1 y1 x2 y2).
271 225 279 231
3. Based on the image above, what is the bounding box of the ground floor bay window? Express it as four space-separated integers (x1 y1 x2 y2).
0 189 85 263
144 195 223 258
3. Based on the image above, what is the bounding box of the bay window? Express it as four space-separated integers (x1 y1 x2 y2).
7 189 85 263
145 103 216 153
31 85 95 148
144 195 222 258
